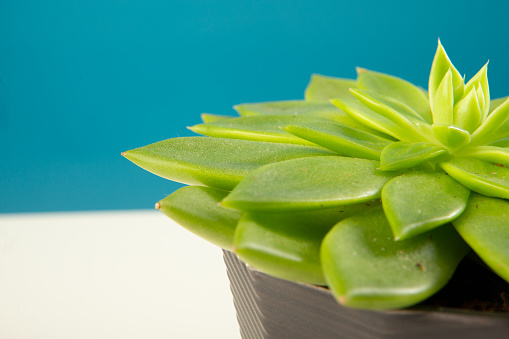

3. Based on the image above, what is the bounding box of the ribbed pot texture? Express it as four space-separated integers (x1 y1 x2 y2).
223 250 509 339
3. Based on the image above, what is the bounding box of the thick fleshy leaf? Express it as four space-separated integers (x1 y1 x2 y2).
355 89 428 123
439 157 509 199
461 146 509 167
452 193 509 284
321 208 469 309
122 137 333 190
432 124 471 149
235 100 389 134
284 121 393 160
233 202 380 285
350 89 432 142
331 98 413 141
382 171 470 240
234 100 346 121
464 63 490 117
189 115 327 145
380 142 450 171
222 156 400 212
156 186 241 250
453 87 483 133
470 98 509 146
490 96 508 114
429 41 464 109
490 138 509 147
201 113 234 123
432 69 454 125
476 86 487 120
356 68 432 123
304 74 356 102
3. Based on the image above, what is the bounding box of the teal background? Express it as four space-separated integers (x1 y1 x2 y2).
1 0 508 213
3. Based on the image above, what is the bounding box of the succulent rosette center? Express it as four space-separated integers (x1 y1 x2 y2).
124 40 509 310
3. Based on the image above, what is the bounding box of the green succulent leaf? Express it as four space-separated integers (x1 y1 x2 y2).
349 88 432 142
122 137 333 191
356 68 432 123
321 208 469 310
233 202 380 285
452 193 509 284
122 39 509 312
439 157 509 199
201 113 234 123
382 171 470 240
189 115 327 145
380 142 450 171
432 69 454 125
222 156 400 212
429 40 464 109
156 186 241 250
462 146 509 167
234 100 392 136
490 96 508 114
452 87 483 133
284 121 393 160
470 97 509 146
464 62 490 118
234 100 347 121
304 74 356 102
490 138 509 147
331 98 415 141
432 124 471 149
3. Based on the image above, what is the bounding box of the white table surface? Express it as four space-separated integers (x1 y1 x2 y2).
0 210 240 339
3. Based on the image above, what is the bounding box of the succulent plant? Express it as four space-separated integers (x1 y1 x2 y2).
123 41 509 310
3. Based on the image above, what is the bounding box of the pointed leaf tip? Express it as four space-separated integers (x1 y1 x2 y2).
453 86 483 133
356 67 368 74
432 68 454 125
429 42 463 110
464 61 490 119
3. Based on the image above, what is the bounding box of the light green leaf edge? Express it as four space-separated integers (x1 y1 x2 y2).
189 115 326 146
284 121 393 160
460 146 509 167
439 157 509 199
201 113 235 123
222 156 400 212
380 142 450 171
122 137 333 191
356 68 432 123
304 74 356 102
331 98 413 141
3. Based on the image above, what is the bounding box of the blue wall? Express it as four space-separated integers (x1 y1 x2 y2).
1 0 508 213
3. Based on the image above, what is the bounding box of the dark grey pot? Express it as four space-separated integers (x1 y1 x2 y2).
223 250 509 339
